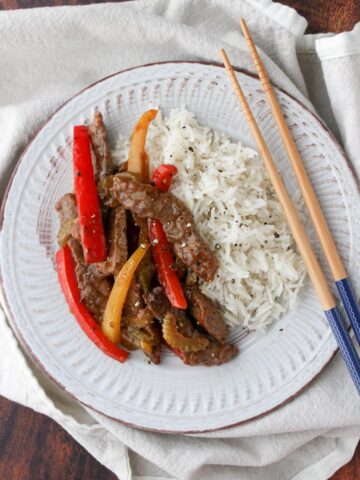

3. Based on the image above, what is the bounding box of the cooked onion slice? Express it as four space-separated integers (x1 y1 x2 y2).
162 313 209 352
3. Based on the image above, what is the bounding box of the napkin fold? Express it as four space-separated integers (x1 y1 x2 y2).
1 1 360 479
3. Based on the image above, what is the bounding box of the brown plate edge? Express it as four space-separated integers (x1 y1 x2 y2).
0 60 356 434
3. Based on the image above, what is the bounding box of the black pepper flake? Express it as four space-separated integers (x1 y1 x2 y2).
274 232 280 238
279 328 284 332
231 279 235 284
189 146 194 152
76 171 81 177
215 243 221 250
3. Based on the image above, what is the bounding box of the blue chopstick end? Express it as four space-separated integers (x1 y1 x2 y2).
325 306 360 395
336 278 360 345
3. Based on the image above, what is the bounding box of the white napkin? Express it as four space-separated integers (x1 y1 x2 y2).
1 1 360 479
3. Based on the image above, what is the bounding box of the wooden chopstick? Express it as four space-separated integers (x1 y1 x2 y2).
220 48 334 311
240 18 345 279
219 48 360 394
240 18 360 347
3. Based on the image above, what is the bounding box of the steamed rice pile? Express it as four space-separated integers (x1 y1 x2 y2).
113 108 306 330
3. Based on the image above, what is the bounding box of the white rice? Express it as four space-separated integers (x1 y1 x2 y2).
113 108 306 330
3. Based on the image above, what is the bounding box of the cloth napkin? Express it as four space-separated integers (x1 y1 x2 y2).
1 1 360 479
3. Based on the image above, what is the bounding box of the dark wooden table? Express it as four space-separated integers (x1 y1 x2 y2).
0 1 359 479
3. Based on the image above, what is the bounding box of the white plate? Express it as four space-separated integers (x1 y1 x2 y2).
1 62 359 433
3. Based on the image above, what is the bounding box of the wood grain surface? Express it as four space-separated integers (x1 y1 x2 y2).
0 1 359 479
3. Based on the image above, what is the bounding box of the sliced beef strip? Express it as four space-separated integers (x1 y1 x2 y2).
88 111 114 180
55 193 112 324
173 256 187 282
55 193 78 224
143 287 170 320
98 174 219 282
136 321 162 365
144 287 238 366
144 287 194 336
124 277 145 317
68 239 113 323
186 285 229 344
96 206 128 277
55 193 81 243
181 342 238 367
134 215 155 294
120 213 147 318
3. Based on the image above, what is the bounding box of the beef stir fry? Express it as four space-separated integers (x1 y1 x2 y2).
55 110 238 366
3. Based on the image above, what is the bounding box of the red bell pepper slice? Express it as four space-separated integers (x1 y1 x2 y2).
149 164 187 310
56 245 128 363
148 219 187 310
73 126 106 263
151 164 178 192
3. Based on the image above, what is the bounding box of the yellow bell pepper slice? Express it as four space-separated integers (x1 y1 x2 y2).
102 243 149 343
128 109 158 178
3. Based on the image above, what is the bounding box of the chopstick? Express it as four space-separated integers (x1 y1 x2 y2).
239 18 360 348
219 48 360 395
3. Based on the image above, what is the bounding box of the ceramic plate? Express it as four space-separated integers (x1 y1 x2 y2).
1 62 359 432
